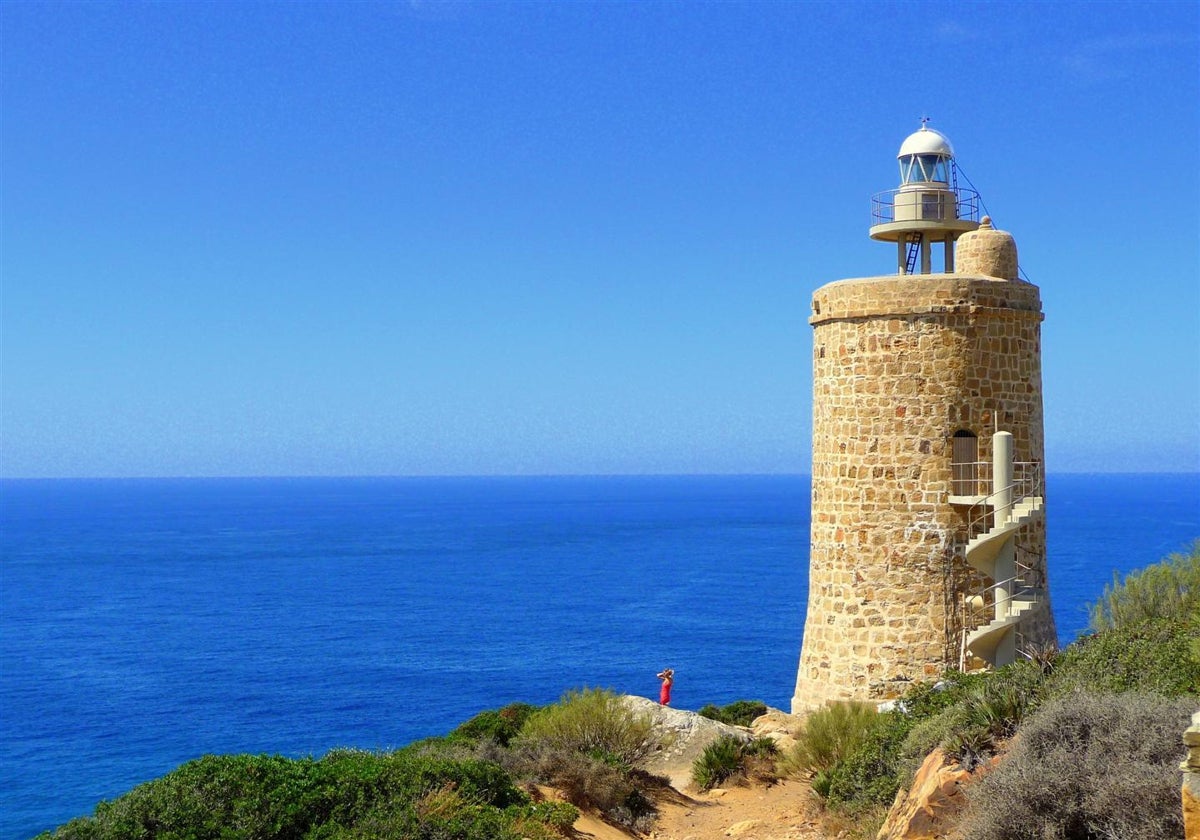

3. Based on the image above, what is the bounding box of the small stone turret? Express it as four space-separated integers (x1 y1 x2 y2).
956 216 1019 281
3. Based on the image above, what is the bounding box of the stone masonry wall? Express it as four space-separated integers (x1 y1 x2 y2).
792 273 1056 711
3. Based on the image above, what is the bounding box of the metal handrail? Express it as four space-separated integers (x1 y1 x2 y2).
959 464 1045 669
960 574 1042 670
965 461 1043 543
1014 544 1044 588
870 186 982 226
963 575 1037 619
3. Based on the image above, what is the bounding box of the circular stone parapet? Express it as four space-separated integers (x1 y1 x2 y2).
810 273 1042 326
955 216 1019 281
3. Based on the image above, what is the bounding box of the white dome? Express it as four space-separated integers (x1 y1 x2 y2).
897 126 955 159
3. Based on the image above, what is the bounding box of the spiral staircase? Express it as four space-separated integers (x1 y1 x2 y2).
955 433 1046 670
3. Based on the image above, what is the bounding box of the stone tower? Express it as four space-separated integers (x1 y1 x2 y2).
791 124 1056 712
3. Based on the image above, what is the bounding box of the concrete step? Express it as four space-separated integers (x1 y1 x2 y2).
964 496 1044 575
964 593 1040 665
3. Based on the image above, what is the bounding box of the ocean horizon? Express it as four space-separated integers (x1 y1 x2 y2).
2 472 1197 839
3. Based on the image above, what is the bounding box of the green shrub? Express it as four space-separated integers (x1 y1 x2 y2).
742 736 779 758
509 800 579 832
779 701 882 777
451 703 538 746
936 660 1043 771
517 688 655 768
821 711 913 809
894 668 1043 774
896 704 971 776
697 700 768 727
691 729 782 792
692 736 745 790
507 690 659 831
811 768 835 799
959 692 1194 840
690 735 778 791
37 748 549 840
514 744 633 811
815 671 994 809
1049 614 1200 697
1089 541 1200 631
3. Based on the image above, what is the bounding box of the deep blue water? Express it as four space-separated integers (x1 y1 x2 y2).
1 473 1197 839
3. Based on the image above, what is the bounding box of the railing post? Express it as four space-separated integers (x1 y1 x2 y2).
992 431 1017 664
992 432 1013 528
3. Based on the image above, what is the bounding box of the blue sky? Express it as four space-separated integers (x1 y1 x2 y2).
2 0 1197 477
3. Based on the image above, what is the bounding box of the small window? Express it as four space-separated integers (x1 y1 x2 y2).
921 192 942 220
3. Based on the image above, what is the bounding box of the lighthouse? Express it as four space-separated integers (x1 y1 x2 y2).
791 124 1056 712
867 120 980 275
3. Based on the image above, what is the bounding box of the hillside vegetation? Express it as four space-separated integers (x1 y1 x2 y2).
778 541 1199 839
39 688 661 840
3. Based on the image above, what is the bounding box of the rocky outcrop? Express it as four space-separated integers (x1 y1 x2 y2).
876 748 997 840
1184 710 1200 840
749 708 803 755
622 696 750 790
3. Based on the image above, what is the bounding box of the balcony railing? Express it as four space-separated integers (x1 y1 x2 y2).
951 459 1041 502
871 186 981 227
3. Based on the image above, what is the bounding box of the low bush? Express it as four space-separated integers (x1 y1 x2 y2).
511 800 580 833
941 661 1042 768
1089 540 1200 631
451 703 538 746
692 736 744 790
691 735 778 791
697 700 768 727
506 688 660 831
815 671 991 809
820 711 913 810
517 688 655 768
779 701 883 778
741 737 781 784
39 747 547 840
512 743 634 813
1049 614 1200 697
895 703 971 776
959 691 1193 840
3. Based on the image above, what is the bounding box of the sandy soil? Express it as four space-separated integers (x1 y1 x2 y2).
569 780 838 840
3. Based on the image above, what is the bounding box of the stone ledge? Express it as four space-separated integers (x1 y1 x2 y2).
810 274 1042 327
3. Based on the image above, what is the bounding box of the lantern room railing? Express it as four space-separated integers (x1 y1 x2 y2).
870 186 981 226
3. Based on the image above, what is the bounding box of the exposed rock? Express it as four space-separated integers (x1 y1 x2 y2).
1184 710 1200 840
749 707 803 755
725 818 761 835
876 748 997 840
623 695 750 791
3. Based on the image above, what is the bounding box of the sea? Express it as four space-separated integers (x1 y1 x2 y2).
1 473 1197 839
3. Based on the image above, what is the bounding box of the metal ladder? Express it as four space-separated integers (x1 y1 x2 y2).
905 232 923 274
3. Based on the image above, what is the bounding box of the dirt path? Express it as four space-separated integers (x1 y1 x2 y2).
649 780 833 840
570 780 836 840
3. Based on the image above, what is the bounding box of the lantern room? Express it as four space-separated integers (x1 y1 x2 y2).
869 122 981 275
